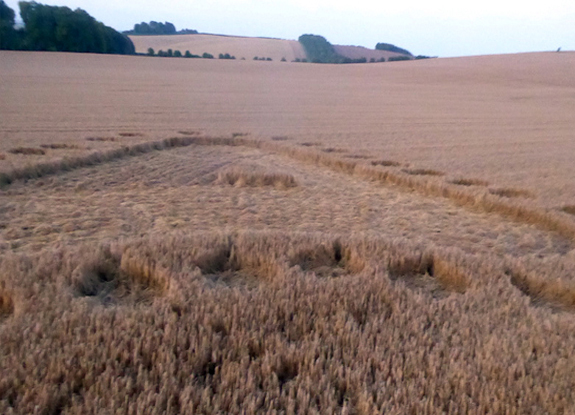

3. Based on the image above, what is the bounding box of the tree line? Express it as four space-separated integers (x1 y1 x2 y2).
123 21 198 36
375 42 413 56
0 1 134 54
297 34 426 64
297 34 375 64
146 48 241 60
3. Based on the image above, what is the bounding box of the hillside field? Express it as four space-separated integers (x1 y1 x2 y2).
128 34 410 62
1 50 575 414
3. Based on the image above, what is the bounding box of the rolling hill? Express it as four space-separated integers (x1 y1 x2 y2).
129 33 411 62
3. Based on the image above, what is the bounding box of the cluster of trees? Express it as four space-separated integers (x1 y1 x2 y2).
298 34 344 64
298 34 420 64
375 42 413 56
341 57 370 64
0 1 134 54
147 48 238 60
253 56 272 61
0 0 19 49
388 55 411 62
124 21 198 36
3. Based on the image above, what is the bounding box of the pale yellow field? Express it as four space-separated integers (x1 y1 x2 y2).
130 34 308 61
128 34 408 62
2 51 574 209
1 50 575 413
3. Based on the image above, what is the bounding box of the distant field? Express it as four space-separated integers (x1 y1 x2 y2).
1 50 575 413
130 33 308 61
1 51 574 209
128 33 409 62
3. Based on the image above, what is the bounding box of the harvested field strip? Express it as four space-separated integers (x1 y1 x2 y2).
0 136 234 187
3 143 569 259
2 231 575 413
2 135 575 243
231 138 575 242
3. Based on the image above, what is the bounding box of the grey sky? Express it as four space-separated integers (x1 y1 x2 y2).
4 0 574 57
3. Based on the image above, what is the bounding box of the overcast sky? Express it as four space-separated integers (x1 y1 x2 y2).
4 0 574 57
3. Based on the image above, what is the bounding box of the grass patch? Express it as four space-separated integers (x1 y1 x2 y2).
232 132 249 138
489 187 534 198
289 240 365 278
178 130 201 136
371 160 401 167
322 147 347 153
73 246 167 304
271 136 290 141
0 289 14 321
450 178 489 187
507 268 575 312
86 136 117 142
387 252 469 296
40 143 80 150
561 205 575 216
8 147 46 156
345 154 371 159
402 168 445 176
299 142 322 147
118 132 144 137
217 167 297 189
193 237 281 288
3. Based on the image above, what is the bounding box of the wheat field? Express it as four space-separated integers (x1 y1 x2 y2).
127 34 409 63
1 50 575 414
129 34 308 62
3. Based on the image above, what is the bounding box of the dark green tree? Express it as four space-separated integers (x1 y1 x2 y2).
147 47 154 56
298 34 344 63
375 43 412 56
128 21 180 35
0 1 20 49
388 55 412 62
17 1 134 54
